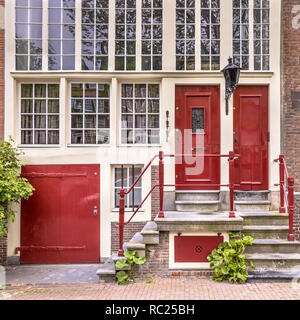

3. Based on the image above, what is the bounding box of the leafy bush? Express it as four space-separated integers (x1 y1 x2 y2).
115 250 146 285
207 232 255 284
0 139 34 237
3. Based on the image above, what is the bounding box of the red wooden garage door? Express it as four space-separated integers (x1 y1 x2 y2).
20 165 100 264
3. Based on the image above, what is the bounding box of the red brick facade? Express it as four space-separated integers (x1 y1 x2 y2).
0 0 5 265
282 0 300 240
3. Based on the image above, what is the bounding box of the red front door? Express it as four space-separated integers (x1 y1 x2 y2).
20 164 100 264
175 86 220 190
233 86 269 191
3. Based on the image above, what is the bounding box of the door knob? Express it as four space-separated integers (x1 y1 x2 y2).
234 138 238 144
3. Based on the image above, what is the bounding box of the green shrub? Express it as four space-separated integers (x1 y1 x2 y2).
115 250 146 285
207 232 255 284
0 138 34 237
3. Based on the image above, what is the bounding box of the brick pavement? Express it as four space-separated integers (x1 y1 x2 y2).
0 278 299 300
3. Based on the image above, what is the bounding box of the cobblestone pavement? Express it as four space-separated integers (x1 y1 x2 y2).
1 278 300 300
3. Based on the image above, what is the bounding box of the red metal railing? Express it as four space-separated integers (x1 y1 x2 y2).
275 155 295 241
117 151 239 256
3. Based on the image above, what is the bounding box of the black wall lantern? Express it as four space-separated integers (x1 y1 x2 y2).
221 57 241 115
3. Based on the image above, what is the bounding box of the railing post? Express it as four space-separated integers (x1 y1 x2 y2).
288 177 295 242
279 155 286 213
229 151 235 218
118 188 125 256
158 151 165 218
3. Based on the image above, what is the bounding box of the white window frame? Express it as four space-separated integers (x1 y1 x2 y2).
119 82 161 147
200 0 221 71
141 0 163 71
68 81 112 147
81 0 109 71
112 165 143 211
15 0 43 71
232 0 250 70
18 82 60 148
48 0 76 71
175 0 196 71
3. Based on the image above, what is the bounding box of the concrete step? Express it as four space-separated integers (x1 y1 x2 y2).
175 200 220 212
238 211 289 226
235 190 270 201
243 225 289 239
176 190 220 201
235 200 271 211
245 239 300 254
246 253 300 270
248 270 300 281
96 258 116 283
141 221 159 245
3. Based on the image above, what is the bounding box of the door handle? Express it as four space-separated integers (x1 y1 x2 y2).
192 147 206 151
93 206 98 216
234 138 238 144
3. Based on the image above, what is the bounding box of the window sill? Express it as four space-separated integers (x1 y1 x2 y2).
18 145 61 148
112 208 144 213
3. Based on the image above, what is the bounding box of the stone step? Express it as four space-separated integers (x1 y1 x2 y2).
243 225 289 239
246 253 300 270
235 200 271 211
175 200 220 212
124 242 146 258
141 221 159 245
245 239 300 254
176 190 220 201
248 270 300 281
96 258 116 283
238 211 289 226
235 190 270 201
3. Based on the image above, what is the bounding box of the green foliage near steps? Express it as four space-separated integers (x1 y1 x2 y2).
0 138 35 238
207 232 255 284
115 250 146 285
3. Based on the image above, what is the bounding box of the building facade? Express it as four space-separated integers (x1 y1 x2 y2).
2 0 295 270
282 0 300 243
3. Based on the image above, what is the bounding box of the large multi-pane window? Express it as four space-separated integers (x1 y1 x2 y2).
20 83 60 145
232 0 249 70
71 83 110 145
48 0 76 70
253 0 269 70
176 0 195 71
115 0 136 71
200 0 220 70
141 0 163 71
121 84 160 145
15 0 43 70
81 0 109 70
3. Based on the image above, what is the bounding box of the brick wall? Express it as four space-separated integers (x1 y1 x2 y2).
282 0 300 240
0 235 7 265
0 0 5 264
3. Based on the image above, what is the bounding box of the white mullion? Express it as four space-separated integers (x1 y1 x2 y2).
94 3 96 70
74 0 81 70
136 0 141 71
45 84 48 144
42 0 47 71
108 0 115 71
195 0 201 71
28 3 30 70
83 84 85 144
249 0 254 70
96 84 99 144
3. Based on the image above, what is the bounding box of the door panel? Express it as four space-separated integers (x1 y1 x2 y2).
20 164 100 264
175 86 220 190
233 86 269 191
